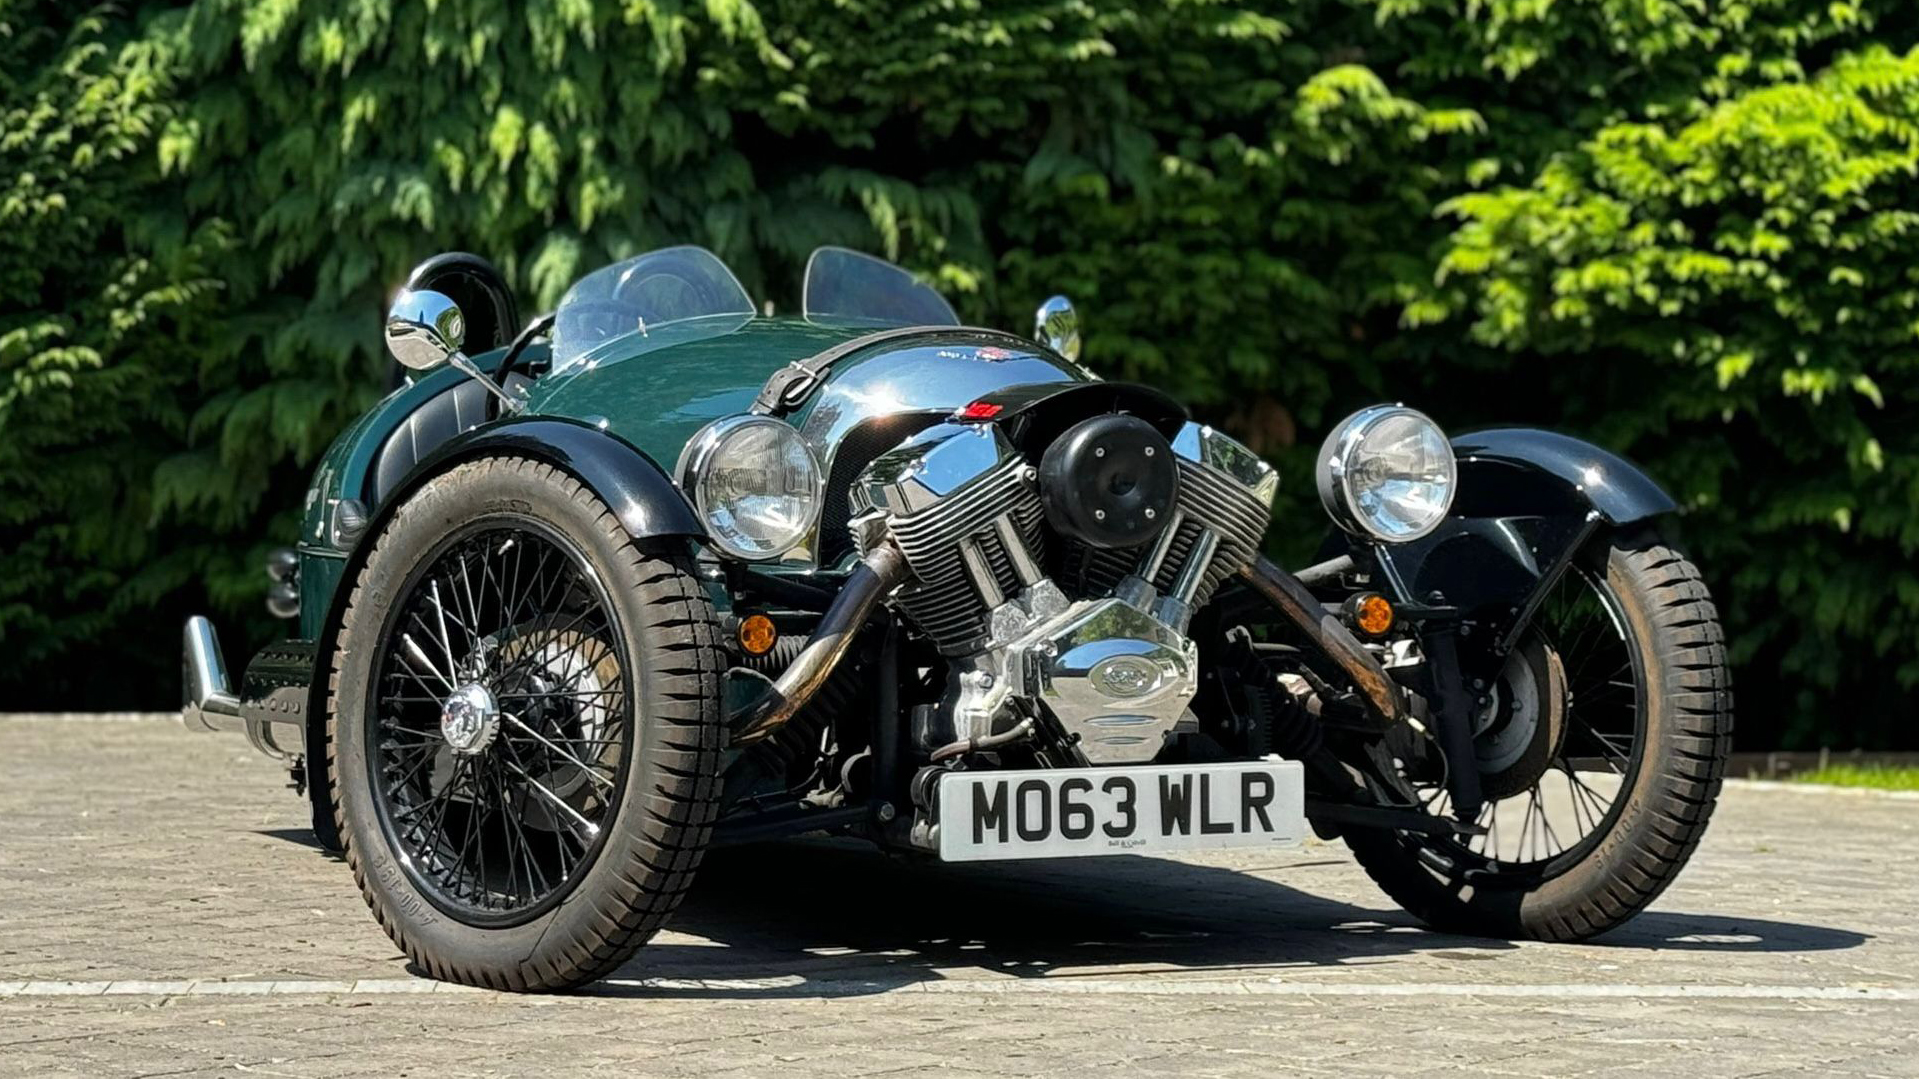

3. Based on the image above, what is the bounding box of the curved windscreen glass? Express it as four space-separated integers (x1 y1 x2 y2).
802 246 960 328
550 245 756 370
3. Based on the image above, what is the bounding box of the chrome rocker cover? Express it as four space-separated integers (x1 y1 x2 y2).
855 418 1272 766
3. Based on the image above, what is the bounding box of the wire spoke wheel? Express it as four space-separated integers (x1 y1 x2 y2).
1410 563 1644 876
1344 528 1733 941
369 520 630 926
331 456 724 990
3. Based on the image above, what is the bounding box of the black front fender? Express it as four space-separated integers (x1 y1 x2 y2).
320 415 703 659
408 416 706 540
317 414 703 653
1450 428 1676 526
1362 429 1673 617
298 416 703 835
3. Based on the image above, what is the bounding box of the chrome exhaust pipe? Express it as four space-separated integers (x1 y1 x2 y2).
1237 556 1405 726
182 616 245 734
732 545 909 746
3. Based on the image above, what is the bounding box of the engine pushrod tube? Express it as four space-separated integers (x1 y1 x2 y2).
1167 527 1219 605
731 545 910 746
1137 509 1185 583
991 514 1044 587
956 536 1005 608
1236 556 1405 725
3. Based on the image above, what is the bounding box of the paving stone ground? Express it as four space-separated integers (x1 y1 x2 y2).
1 714 1915 1078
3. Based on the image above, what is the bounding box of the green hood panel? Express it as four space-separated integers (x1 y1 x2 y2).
521 317 865 464
293 314 1090 634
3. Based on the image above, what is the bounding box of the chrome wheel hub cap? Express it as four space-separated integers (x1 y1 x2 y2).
440 683 500 756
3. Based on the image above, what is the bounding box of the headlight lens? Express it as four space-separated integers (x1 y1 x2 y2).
1316 405 1455 542
678 416 823 560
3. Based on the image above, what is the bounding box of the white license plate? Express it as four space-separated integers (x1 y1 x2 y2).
936 760 1305 862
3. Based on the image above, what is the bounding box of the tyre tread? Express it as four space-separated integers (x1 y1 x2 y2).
1348 527 1734 942
327 456 723 991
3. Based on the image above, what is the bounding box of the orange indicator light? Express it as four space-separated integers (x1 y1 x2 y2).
1350 593 1395 637
738 613 779 656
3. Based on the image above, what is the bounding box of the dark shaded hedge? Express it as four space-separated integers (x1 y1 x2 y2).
4 1 1916 746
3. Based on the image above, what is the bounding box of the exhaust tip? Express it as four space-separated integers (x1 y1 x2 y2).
182 616 243 732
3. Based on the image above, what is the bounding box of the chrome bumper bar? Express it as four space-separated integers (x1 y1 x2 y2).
183 616 243 733
182 616 306 758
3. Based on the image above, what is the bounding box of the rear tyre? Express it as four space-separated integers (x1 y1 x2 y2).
1346 527 1733 941
328 456 724 990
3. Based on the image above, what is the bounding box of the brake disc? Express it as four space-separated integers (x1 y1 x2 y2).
494 626 624 826
1472 634 1569 802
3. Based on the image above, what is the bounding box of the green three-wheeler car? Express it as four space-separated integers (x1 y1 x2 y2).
184 245 1732 990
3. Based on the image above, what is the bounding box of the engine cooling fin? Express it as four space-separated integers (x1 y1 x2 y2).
817 412 949 568
852 426 1050 656
847 414 1278 766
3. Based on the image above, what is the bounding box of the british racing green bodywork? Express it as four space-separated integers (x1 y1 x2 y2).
525 318 857 460
292 315 1058 641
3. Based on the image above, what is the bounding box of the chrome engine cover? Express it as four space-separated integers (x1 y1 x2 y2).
1011 596 1200 764
936 586 1200 766
853 414 1276 766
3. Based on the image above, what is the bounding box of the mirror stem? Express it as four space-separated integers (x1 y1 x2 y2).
448 352 524 414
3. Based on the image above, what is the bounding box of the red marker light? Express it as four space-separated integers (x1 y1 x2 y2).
958 401 1004 421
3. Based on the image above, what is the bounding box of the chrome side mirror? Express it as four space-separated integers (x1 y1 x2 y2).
1034 295 1082 362
383 287 522 412
385 288 466 371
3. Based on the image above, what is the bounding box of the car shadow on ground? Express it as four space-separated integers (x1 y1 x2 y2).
565 837 1868 999
258 827 344 860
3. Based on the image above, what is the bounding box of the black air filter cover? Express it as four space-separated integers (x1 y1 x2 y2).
1038 414 1179 549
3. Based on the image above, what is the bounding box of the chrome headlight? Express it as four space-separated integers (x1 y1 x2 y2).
1316 405 1455 542
677 416 823 561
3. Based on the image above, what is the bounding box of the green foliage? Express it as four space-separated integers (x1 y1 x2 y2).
0 4 242 688
1429 44 1919 746
1791 764 1919 791
0 0 1913 745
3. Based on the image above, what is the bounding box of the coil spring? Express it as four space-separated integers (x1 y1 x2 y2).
738 634 869 785
1247 659 1323 762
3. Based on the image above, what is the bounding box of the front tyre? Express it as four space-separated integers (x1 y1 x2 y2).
328 456 724 990
1348 527 1733 941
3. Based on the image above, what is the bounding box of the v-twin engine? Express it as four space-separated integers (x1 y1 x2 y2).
851 414 1277 764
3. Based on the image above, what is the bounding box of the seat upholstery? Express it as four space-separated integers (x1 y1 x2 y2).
370 374 531 506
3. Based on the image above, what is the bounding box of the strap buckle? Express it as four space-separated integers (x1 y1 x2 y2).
751 362 825 415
